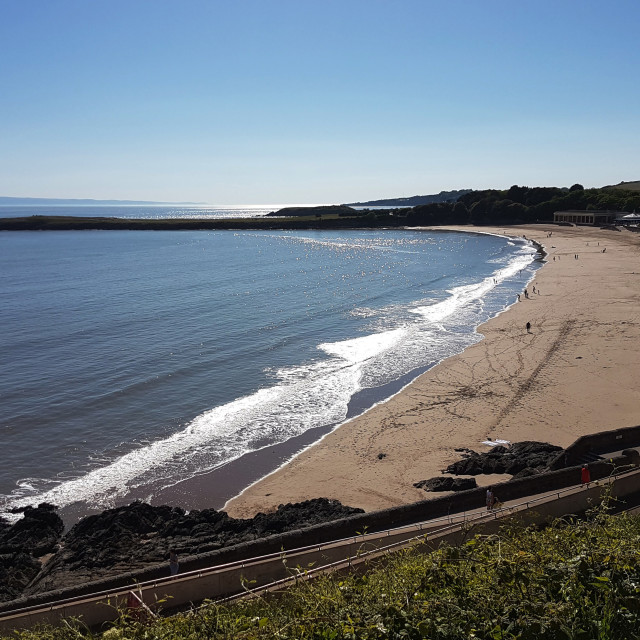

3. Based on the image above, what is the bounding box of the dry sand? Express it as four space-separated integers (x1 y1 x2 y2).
225 224 640 517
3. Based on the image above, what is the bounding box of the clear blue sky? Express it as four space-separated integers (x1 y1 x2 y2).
1 0 638 204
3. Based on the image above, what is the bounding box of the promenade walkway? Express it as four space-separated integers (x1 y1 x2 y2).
1 467 639 635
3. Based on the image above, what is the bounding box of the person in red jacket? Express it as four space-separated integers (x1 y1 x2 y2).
581 464 591 485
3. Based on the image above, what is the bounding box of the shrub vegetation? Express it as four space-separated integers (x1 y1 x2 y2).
6 501 640 640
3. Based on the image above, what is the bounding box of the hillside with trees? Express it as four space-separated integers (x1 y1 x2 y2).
604 180 640 191
379 184 640 227
346 189 472 208
275 184 640 228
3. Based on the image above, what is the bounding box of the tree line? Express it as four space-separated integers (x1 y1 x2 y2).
359 184 640 227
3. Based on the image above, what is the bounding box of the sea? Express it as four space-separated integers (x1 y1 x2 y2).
0 205 541 523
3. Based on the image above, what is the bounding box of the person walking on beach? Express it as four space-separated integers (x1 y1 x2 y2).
581 464 591 486
169 549 179 576
526 321 531 333
517 293 521 302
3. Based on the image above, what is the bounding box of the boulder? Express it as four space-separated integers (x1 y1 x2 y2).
446 457 485 475
0 553 42 602
0 503 63 557
445 441 563 477
510 467 540 479
414 477 477 492
622 448 640 465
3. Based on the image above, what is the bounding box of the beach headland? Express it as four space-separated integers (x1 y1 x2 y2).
225 224 640 517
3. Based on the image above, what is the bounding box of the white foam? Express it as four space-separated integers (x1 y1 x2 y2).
319 328 406 364
1 234 539 517
412 281 488 324
411 246 535 324
2 344 367 513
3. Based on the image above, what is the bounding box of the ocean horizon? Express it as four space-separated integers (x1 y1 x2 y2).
0 210 540 523
0 203 329 220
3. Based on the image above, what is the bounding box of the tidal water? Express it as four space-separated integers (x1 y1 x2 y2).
0 216 540 521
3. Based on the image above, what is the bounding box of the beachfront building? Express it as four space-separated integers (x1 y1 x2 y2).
553 210 620 225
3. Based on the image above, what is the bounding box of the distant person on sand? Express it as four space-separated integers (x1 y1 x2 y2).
517 293 521 302
169 549 179 576
581 464 591 485
526 321 531 333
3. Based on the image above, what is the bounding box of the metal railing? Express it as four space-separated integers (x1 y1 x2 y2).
216 468 640 604
1 466 638 626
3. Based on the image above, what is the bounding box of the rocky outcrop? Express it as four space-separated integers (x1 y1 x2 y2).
5 498 363 600
445 441 563 476
267 205 357 217
0 503 64 602
414 442 563 494
413 477 477 492
0 553 42 602
0 503 64 556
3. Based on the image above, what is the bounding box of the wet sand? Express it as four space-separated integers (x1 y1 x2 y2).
224 224 640 517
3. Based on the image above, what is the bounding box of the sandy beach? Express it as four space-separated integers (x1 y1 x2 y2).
225 224 640 517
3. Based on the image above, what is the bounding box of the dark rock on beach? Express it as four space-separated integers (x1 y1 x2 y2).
0 503 65 602
414 477 477 492
1 503 63 556
510 467 540 479
4 498 363 600
445 441 563 477
0 553 42 602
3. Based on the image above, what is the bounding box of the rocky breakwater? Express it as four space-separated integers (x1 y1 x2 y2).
266 205 358 217
0 498 363 603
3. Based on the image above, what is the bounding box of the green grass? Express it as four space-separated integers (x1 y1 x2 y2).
605 181 640 192
7 502 640 639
